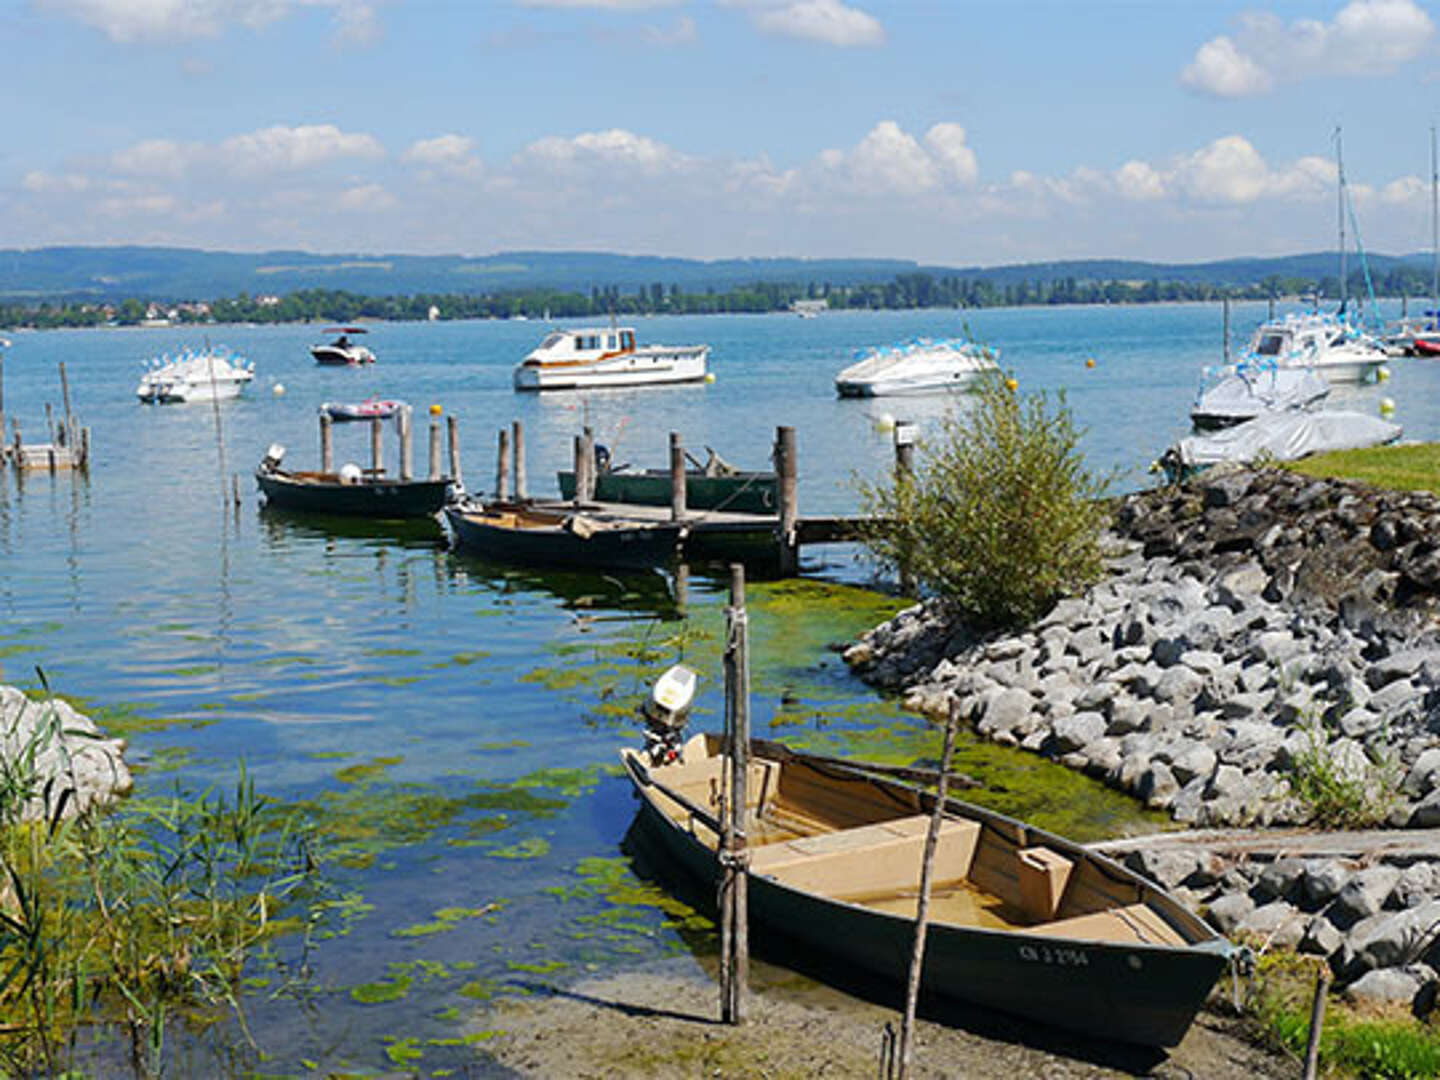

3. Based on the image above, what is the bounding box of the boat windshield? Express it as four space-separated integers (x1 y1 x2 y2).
539 332 566 349
1254 332 1286 356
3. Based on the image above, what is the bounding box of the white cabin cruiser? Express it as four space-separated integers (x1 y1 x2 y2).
1242 312 1386 385
135 347 255 404
835 338 998 397
311 327 376 366
1189 362 1330 431
513 326 709 391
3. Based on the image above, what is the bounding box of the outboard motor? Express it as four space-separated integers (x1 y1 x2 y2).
261 444 286 473
641 664 697 765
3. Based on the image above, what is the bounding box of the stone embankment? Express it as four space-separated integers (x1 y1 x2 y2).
843 465 1440 1009
0 685 131 821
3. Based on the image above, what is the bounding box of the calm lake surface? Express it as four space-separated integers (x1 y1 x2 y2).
0 302 1429 1074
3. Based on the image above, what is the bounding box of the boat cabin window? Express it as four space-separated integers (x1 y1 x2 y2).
605 334 616 350
621 330 635 350
540 332 566 349
1254 333 1285 356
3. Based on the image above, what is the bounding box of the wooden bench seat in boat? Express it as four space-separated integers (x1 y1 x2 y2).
1023 902 1188 947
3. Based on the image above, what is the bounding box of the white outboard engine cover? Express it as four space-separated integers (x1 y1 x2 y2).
261 443 286 471
642 664 697 764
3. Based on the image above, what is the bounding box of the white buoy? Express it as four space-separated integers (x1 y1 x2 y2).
272 382 286 396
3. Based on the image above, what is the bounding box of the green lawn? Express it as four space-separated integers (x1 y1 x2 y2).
1286 442 1440 494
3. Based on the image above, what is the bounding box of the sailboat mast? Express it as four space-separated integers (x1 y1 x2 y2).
1336 125 1348 315
1431 124 1437 330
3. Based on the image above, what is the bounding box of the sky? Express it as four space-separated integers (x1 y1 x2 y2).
5 0 1440 267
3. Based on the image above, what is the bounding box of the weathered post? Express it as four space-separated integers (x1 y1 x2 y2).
320 414 334 473
894 421 917 596
1302 967 1331 1080
0 350 6 462
44 404 54 446
674 560 690 614
59 362 73 447
399 407 414 481
1223 296 1232 366
496 427 512 501
895 698 961 1078
578 427 597 502
512 420 527 499
231 473 242 507
447 415 463 490
428 419 441 481
370 416 384 477
669 431 687 521
774 425 798 576
12 419 21 462
719 562 750 1025
1268 296 1276 321
80 427 90 470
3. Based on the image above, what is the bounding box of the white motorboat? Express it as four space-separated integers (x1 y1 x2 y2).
1189 361 1330 431
513 326 709 391
1238 312 1387 385
1160 410 1402 483
311 327 376 366
835 338 998 397
135 346 255 404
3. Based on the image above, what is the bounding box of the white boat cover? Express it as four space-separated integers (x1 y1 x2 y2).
1173 410 1402 470
1191 366 1329 426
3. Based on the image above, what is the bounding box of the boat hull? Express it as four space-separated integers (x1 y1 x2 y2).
621 740 1230 1049
444 505 681 570
137 378 250 404
513 347 708 391
256 469 451 518
835 371 988 397
311 345 376 366
556 470 777 514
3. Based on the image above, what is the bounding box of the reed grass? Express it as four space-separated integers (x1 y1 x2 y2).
0 670 325 1078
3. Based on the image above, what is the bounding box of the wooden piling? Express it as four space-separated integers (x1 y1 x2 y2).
447 415 464 490
59 362 73 445
320 414 334 473
719 562 750 1025
231 473 242 507
0 351 6 462
428 419 441 481
576 428 596 503
1302 967 1331 1080
512 420 527 499
894 422 917 595
370 416 384 477
496 427 512 501
80 427 90 470
399 407 414 481
774 426 798 576
669 431 687 521
895 699 961 1078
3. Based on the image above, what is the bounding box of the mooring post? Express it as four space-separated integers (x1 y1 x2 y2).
320 413 334 473
370 415 384 477
894 698 960 1078
1223 296 1232 366
496 427 512 501
669 431 687 521
1269 296 1276 321
675 560 690 614
720 562 750 1025
59 362 73 447
44 403 54 446
231 473 241 507
428 418 441 481
1302 967 1331 1080
0 351 6 463
894 421 917 596
80 427 90 470
578 427 597 502
447 415 464 490
11 419 20 462
774 425 798 576
512 420 527 500
399 407 414 481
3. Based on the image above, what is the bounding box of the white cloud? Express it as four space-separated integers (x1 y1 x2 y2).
403 134 480 170
217 124 385 174
22 170 91 194
1182 0 1434 98
1115 160 1167 201
336 183 396 211
725 0 884 47
518 128 690 174
923 123 978 185
519 0 681 7
36 0 378 44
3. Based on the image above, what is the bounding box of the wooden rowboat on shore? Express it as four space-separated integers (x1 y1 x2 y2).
621 733 1234 1048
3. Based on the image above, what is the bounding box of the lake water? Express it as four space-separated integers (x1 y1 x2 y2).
0 302 1429 1074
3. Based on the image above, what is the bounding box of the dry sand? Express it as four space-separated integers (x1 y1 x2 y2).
476 954 1292 1079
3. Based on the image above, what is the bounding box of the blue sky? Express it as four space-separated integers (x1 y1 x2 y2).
5 0 1440 266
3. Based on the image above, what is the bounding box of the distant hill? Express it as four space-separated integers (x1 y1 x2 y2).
0 246 1430 301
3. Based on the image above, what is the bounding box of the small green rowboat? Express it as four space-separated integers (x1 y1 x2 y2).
557 467 777 514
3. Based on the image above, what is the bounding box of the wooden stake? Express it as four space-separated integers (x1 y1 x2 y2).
370 416 384 477
894 422 916 596
447 415 463 490
774 425 798 576
669 431 687 521
1302 967 1331 1080
720 562 751 1025
320 414 334 473
59 362 73 434
512 420 527 499
80 427 90 470
428 419 441 481
896 698 961 1078
496 427 512 501
399 407 413 481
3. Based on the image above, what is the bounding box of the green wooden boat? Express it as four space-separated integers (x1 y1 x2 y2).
255 466 452 519
622 733 1234 1048
557 467 777 514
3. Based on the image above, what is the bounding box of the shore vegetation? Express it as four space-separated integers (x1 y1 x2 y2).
1286 442 1440 496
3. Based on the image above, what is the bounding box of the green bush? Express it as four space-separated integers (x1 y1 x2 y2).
858 374 1109 632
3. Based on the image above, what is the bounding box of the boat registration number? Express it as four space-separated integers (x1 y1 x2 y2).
1017 944 1089 967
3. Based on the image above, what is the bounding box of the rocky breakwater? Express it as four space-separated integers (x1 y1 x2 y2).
1 685 131 821
843 465 1440 1007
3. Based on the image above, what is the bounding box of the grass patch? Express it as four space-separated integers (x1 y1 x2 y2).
1286 442 1440 494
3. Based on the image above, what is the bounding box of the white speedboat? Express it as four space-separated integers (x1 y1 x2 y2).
135 347 255 404
835 338 998 397
311 327 376 366
1189 361 1329 431
1239 312 1387 385
513 326 709 391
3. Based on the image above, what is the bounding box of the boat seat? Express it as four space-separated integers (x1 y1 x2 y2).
1023 902 1187 947
752 814 981 897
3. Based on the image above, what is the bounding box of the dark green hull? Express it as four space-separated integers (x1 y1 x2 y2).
557 469 777 514
444 506 680 571
255 469 451 519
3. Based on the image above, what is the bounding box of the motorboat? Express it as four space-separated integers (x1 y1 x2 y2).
319 398 408 423
1237 312 1387 385
135 346 255 404
513 326 709 391
557 448 777 514
311 327 376 366
1159 410 1402 483
621 725 1233 1047
255 445 452 519
1189 362 1329 431
444 501 683 569
834 338 998 397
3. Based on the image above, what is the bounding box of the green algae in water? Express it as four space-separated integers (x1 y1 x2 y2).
365 647 423 658
486 836 550 860
392 904 502 939
334 756 404 784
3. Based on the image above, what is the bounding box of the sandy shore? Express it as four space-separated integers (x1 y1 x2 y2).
476 954 1291 1078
